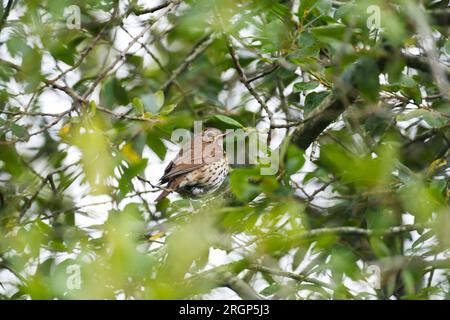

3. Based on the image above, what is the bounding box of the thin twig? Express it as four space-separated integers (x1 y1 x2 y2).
0 0 13 34
131 0 175 16
290 223 430 240
82 2 177 99
48 7 121 85
223 35 274 119
248 264 333 290
248 65 280 83
162 33 216 92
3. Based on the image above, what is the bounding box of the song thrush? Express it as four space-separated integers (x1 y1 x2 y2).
155 128 229 202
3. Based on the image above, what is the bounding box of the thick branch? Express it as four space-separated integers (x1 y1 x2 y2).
429 8 450 26
403 53 450 81
291 94 346 150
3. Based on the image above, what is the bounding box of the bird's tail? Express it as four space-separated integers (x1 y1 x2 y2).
155 189 170 203
155 178 179 203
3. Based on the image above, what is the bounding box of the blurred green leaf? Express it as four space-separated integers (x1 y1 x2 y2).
304 91 330 115
260 283 281 296
146 133 167 160
285 145 305 176
293 81 320 92
100 77 128 107
354 57 380 102
132 97 144 114
214 115 244 128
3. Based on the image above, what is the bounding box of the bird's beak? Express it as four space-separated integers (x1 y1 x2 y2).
214 131 232 141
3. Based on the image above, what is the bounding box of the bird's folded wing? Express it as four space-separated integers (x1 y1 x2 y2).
159 163 205 183
159 140 205 183
159 136 223 183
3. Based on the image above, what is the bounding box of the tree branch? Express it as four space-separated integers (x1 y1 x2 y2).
0 0 13 34
247 264 333 290
131 0 176 16
291 94 346 150
162 33 216 93
82 1 177 99
248 65 280 83
48 7 121 85
223 34 274 119
221 272 263 300
429 8 450 26
0 59 162 128
290 223 429 240
403 53 450 81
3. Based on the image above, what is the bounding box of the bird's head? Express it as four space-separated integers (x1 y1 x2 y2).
202 127 224 142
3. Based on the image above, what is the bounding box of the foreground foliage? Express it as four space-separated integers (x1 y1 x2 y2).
0 0 449 299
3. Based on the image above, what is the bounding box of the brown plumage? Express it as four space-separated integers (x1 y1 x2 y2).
155 128 229 202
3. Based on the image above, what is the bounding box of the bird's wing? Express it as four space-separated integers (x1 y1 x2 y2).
155 175 186 202
159 137 205 183
159 163 205 183
158 135 224 184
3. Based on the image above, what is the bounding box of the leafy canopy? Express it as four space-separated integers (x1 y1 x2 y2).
0 0 449 300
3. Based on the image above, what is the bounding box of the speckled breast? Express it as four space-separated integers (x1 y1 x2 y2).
177 158 229 198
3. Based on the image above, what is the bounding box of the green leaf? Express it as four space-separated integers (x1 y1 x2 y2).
396 109 428 122
311 24 346 41
422 111 447 128
354 57 380 102
260 283 281 296
411 230 434 250
397 109 447 128
0 145 23 176
6 37 28 57
141 91 165 113
298 0 319 17
292 246 308 270
57 172 82 193
330 248 361 280
444 40 450 57
21 46 42 92
126 54 143 70
230 168 262 202
293 81 319 92
369 237 391 257
118 159 147 196
154 90 165 110
146 134 167 160
297 283 330 298
132 97 144 114
88 100 96 116
285 145 305 176
156 197 170 212
214 115 244 128
49 44 75 66
159 103 177 116
304 91 330 115
11 123 29 139
402 270 416 295
100 77 128 107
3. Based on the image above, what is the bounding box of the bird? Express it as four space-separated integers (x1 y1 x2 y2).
155 127 229 202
